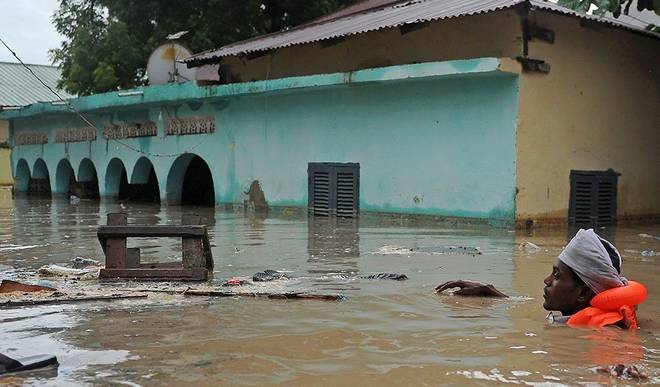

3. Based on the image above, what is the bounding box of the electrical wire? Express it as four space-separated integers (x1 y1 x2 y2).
0 36 208 158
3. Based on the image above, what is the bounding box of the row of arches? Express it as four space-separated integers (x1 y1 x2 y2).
14 154 215 206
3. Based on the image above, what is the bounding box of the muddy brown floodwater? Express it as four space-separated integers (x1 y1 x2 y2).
0 195 658 386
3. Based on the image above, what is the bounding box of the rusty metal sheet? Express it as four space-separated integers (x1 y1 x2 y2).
186 0 658 65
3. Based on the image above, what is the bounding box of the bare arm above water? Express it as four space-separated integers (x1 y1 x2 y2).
435 280 508 298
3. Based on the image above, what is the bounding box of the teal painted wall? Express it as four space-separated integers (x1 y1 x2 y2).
9 60 518 220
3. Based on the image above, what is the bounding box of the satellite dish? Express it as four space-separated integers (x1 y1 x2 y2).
146 43 197 85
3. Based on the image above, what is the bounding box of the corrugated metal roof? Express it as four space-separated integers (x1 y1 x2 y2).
187 0 523 63
0 62 73 107
186 0 659 64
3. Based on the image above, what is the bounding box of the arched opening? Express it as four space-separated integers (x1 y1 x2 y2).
55 159 76 195
29 159 51 197
13 159 30 193
129 157 160 203
105 158 129 199
167 154 215 206
76 158 100 199
182 156 215 205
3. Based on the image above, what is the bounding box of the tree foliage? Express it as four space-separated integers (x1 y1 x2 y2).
557 0 658 18
51 0 359 95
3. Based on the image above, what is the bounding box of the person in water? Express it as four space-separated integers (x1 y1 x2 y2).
435 228 647 378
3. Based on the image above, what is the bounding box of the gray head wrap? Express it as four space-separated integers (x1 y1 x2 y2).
558 228 626 294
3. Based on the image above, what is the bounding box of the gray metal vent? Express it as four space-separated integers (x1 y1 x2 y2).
312 170 330 216
308 163 359 218
569 170 618 226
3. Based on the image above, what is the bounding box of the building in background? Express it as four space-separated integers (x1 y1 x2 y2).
0 0 657 227
0 62 72 187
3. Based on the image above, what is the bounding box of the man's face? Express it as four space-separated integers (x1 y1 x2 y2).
543 259 590 315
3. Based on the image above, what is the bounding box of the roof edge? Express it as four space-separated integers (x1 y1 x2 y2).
2 58 507 121
185 0 658 65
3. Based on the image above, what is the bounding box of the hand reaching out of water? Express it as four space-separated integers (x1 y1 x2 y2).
435 280 508 298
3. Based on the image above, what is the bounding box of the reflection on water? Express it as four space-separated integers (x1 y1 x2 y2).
0 195 658 385
308 217 360 291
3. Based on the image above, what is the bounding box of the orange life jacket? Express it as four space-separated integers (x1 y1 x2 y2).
567 281 647 330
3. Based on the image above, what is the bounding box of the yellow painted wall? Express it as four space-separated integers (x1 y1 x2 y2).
0 120 11 186
516 11 660 224
224 10 523 81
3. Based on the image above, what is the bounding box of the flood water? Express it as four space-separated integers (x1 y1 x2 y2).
0 193 658 386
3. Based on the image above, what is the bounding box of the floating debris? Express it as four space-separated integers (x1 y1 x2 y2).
518 241 541 253
184 290 346 301
375 245 481 256
360 273 408 281
252 269 288 282
0 279 55 294
2 294 148 308
71 257 101 268
595 364 648 380
222 278 250 287
641 250 659 257
38 264 100 280
0 279 144 309
427 246 482 256
638 233 660 241
376 245 414 255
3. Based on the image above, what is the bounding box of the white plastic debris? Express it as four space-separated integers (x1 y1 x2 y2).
377 245 414 255
519 241 541 253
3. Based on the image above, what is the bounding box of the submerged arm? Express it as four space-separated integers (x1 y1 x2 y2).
435 280 508 298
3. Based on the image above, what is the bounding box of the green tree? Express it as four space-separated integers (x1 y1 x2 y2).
51 0 359 95
557 0 658 18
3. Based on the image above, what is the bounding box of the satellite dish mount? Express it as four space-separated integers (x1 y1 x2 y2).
147 31 196 85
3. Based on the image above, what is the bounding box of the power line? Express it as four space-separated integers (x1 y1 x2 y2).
0 36 206 158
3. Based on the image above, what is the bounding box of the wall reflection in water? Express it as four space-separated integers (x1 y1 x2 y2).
307 216 360 290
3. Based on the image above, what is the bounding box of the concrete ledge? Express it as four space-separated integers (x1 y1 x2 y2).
0 58 507 120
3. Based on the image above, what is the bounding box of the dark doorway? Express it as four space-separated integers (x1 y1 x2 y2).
75 173 100 199
55 159 75 195
28 159 51 197
28 177 52 197
75 159 100 199
117 168 130 200
135 167 160 203
120 166 160 203
181 156 215 206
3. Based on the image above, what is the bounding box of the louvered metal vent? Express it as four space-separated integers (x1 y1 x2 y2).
312 170 330 216
308 163 360 218
569 170 618 226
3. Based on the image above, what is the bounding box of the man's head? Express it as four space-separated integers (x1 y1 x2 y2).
543 229 625 315
543 259 594 315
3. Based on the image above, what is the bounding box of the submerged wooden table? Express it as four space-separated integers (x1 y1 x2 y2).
98 213 213 281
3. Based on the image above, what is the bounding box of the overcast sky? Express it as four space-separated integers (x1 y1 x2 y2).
0 0 63 65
